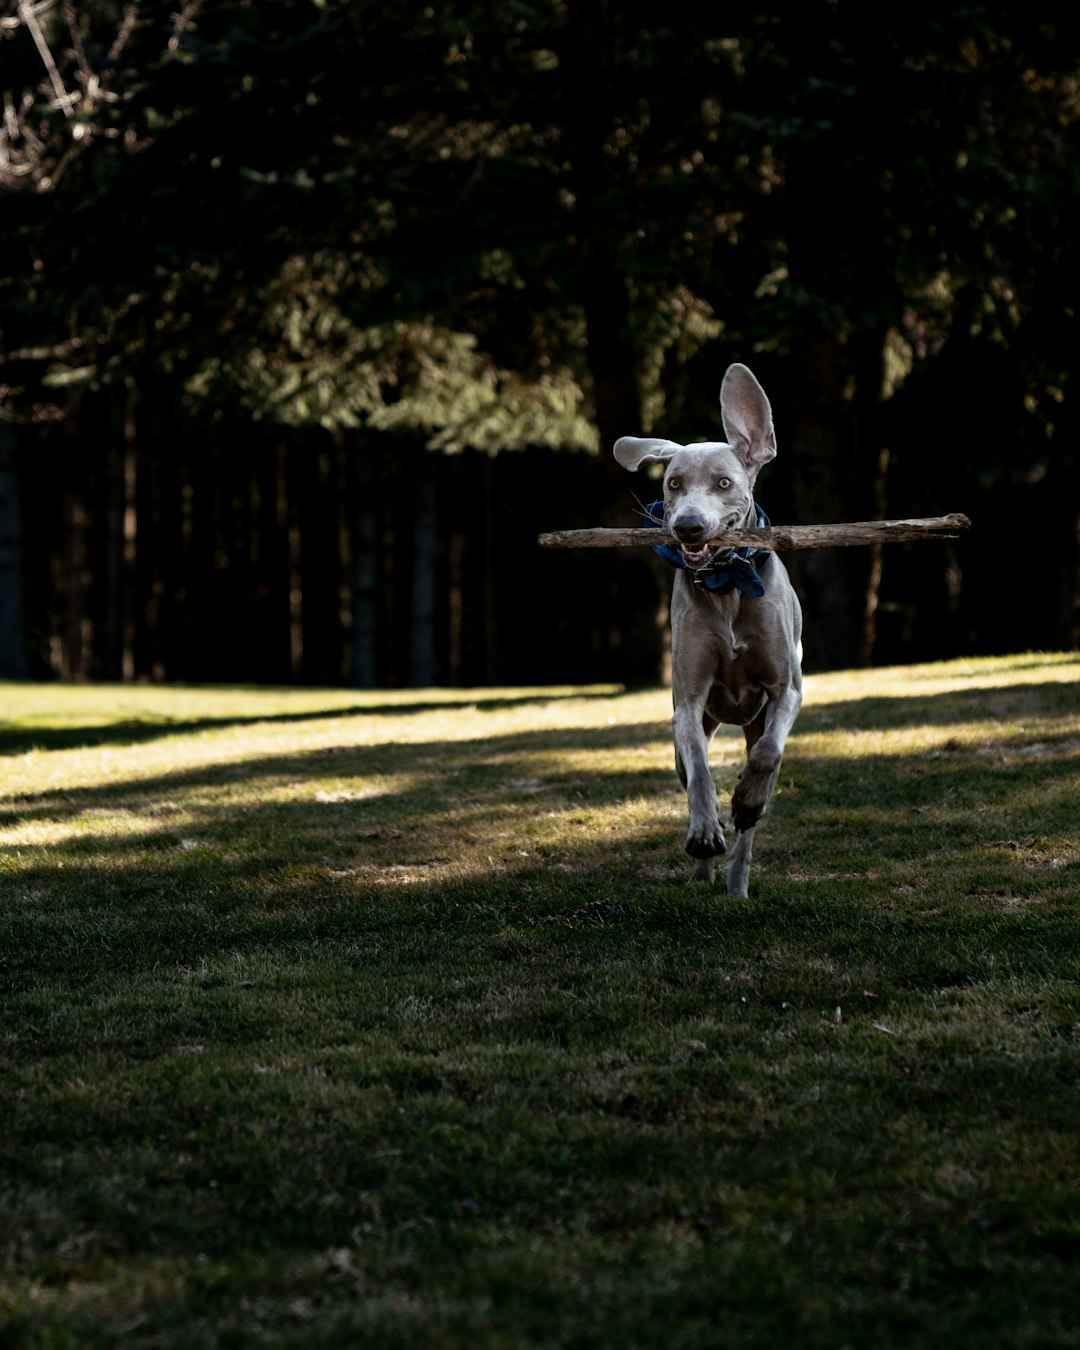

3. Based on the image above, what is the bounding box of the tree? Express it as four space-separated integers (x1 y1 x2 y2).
2 2 1078 683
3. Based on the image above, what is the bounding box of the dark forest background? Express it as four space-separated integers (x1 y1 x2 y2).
1 1 1078 688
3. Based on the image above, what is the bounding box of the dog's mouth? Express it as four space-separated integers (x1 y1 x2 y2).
680 543 722 570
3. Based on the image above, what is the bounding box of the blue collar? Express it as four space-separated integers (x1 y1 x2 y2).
644 500 771 597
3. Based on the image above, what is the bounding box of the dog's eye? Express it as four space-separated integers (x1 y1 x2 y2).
667 477 681 491
717 477 732 490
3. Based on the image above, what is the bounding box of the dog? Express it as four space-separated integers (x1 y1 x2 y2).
614 363 802 897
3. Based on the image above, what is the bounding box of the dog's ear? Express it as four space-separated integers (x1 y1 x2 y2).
613 437 682 471
720 364 776 470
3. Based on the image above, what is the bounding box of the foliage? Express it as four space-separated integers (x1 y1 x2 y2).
188 254 598 450
2 2 1079 677
5 3 1079 439
2 654 1080 1345
0 2 782 441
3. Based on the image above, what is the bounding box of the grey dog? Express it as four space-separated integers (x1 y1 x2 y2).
614 364 803 897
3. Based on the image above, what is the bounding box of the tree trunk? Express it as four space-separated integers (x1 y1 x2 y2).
783 335 860 670
0 420 28 679
407 447 437 687
297 438 344 685
772 14 891 671
61 489 88 680
349 435 380 688
101 390 137 681
558 0 667 685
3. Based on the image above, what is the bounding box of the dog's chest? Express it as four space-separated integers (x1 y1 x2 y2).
673 581 755 656
673 584 777 724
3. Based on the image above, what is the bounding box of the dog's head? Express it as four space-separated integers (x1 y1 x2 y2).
613 364 776 568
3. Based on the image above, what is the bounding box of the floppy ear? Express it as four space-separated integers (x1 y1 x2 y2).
613 436 682 471
720 364 776 470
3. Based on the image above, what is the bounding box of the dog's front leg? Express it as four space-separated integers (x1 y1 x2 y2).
674 701 725 882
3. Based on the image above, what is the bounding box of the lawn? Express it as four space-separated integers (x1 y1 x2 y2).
2 653 1079 1348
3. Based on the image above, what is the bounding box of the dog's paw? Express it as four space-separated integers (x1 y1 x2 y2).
731 780 769 833
685 822 726 859
690 856 717 884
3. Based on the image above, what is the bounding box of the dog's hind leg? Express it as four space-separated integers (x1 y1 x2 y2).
726 688 800 897
730 685 801 834
727 716 762 898
725 825 755 899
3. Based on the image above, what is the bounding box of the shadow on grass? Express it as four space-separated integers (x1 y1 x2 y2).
0 687 622 757
800 678 1080 733
2 675 1069 972
3 680 1077 837
5 669 1080 1350
7 671 1073 760
3 689 1078 999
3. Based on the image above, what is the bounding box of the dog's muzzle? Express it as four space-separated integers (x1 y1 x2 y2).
671 515 735 571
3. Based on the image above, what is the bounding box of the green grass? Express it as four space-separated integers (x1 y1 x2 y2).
2 653 1079 1348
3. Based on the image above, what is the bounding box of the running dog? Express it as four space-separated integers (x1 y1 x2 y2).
614 364 802 896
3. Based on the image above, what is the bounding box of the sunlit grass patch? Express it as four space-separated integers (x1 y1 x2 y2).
2 654 1080 1347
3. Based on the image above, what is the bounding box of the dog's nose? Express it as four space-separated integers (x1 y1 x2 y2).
672 514 709 544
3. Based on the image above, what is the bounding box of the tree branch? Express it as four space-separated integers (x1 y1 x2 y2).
537 513 971 551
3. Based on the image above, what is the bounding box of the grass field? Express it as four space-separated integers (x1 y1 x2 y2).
2 653 1079 1348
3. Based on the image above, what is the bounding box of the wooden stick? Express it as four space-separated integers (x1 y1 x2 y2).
538 513 970 552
